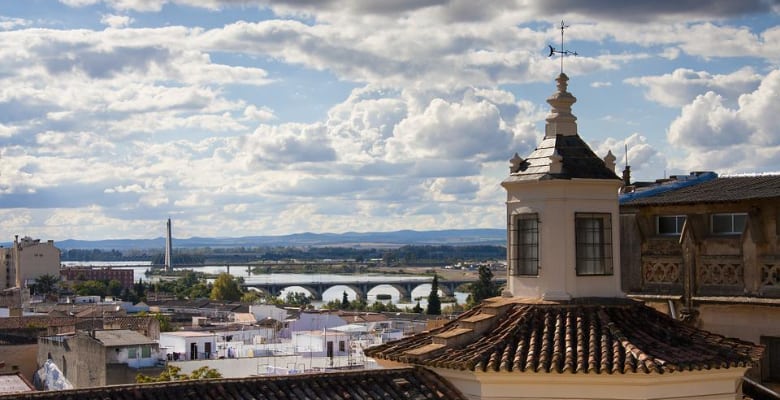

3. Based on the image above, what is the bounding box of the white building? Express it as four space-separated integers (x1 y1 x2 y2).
158 331 216 361
291 330 351 359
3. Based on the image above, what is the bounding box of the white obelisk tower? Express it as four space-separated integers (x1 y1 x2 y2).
164 218 173 272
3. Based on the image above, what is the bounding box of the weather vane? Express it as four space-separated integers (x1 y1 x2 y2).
547 20 578 74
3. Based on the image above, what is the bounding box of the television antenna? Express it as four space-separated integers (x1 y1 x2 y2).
547 20 578 74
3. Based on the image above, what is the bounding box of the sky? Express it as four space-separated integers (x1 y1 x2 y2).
0 0 779 241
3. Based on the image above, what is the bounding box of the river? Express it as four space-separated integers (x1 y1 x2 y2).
61 261 468 308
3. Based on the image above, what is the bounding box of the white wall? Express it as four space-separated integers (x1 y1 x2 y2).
249 304 289 322
505 179 623 300
291 331 350 357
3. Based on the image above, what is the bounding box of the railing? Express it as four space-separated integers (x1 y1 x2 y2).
743 376 780 400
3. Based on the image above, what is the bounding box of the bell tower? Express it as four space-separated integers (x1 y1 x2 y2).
501 73 623 300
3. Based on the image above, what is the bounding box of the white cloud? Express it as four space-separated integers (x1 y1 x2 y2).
668 91 751 148
736 69 780 146
387 96 515 162
238 123 337 166
595 133 669 182
100 14 134 28
0 123 17 138
3 3 778 241
666 69 780 172
626 67 762 107
243 105 276 122
58 0 101 7
659 47 680 60
0 17 30 30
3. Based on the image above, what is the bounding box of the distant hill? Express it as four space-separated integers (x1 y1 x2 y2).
41 229 505 250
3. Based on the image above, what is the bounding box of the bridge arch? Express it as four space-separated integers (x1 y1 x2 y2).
409 283 450 301
367 284 409 303
279 285 319 300
321 285 364 303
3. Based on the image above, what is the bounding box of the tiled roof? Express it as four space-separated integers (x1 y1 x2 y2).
0 316 76 330
621 175 780 206
503 134 620 183
0 367 466 400
338 312 389 323
103 316 156 329
366 297 762 374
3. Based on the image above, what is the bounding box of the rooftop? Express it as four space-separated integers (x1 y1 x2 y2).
503 135 621 182
93 329 156 347
621 173 780 206
0 316 76 331
366 297 763 374
0 367 465 400
0 372 34 395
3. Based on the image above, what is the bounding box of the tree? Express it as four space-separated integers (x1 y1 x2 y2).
107 279 123 298
370 301 400 313
284 291 311 306
136 365 221 383
154 312 174 332
412 301 423 313
341 291 350 310
241 291 261 304
33 274 60 296
426 275 441 315
75 280 107 296
188 282 212 300
468 265 500 307
210 272 243 302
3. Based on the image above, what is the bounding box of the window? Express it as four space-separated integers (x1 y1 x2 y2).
339 341 346 352
512 214 539 276
711 213 747 235
127 347 137 358
657 215 686 235
141 346 151 358
575 213 613 275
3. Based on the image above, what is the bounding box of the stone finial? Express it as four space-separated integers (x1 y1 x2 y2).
544 73 578 138
548 149 563 174
603 150 616 172
509 153 524 173
556 73 569 93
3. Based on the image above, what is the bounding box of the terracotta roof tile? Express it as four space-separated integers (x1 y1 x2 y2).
0 316 76 330
0 367 466 400
366 298 763 374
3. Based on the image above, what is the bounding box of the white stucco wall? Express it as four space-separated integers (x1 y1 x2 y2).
505 179 623 300
434 367 748 400
159 332 216 361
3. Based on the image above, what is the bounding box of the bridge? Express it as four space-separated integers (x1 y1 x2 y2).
241 277 507 302
65 263 507 302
